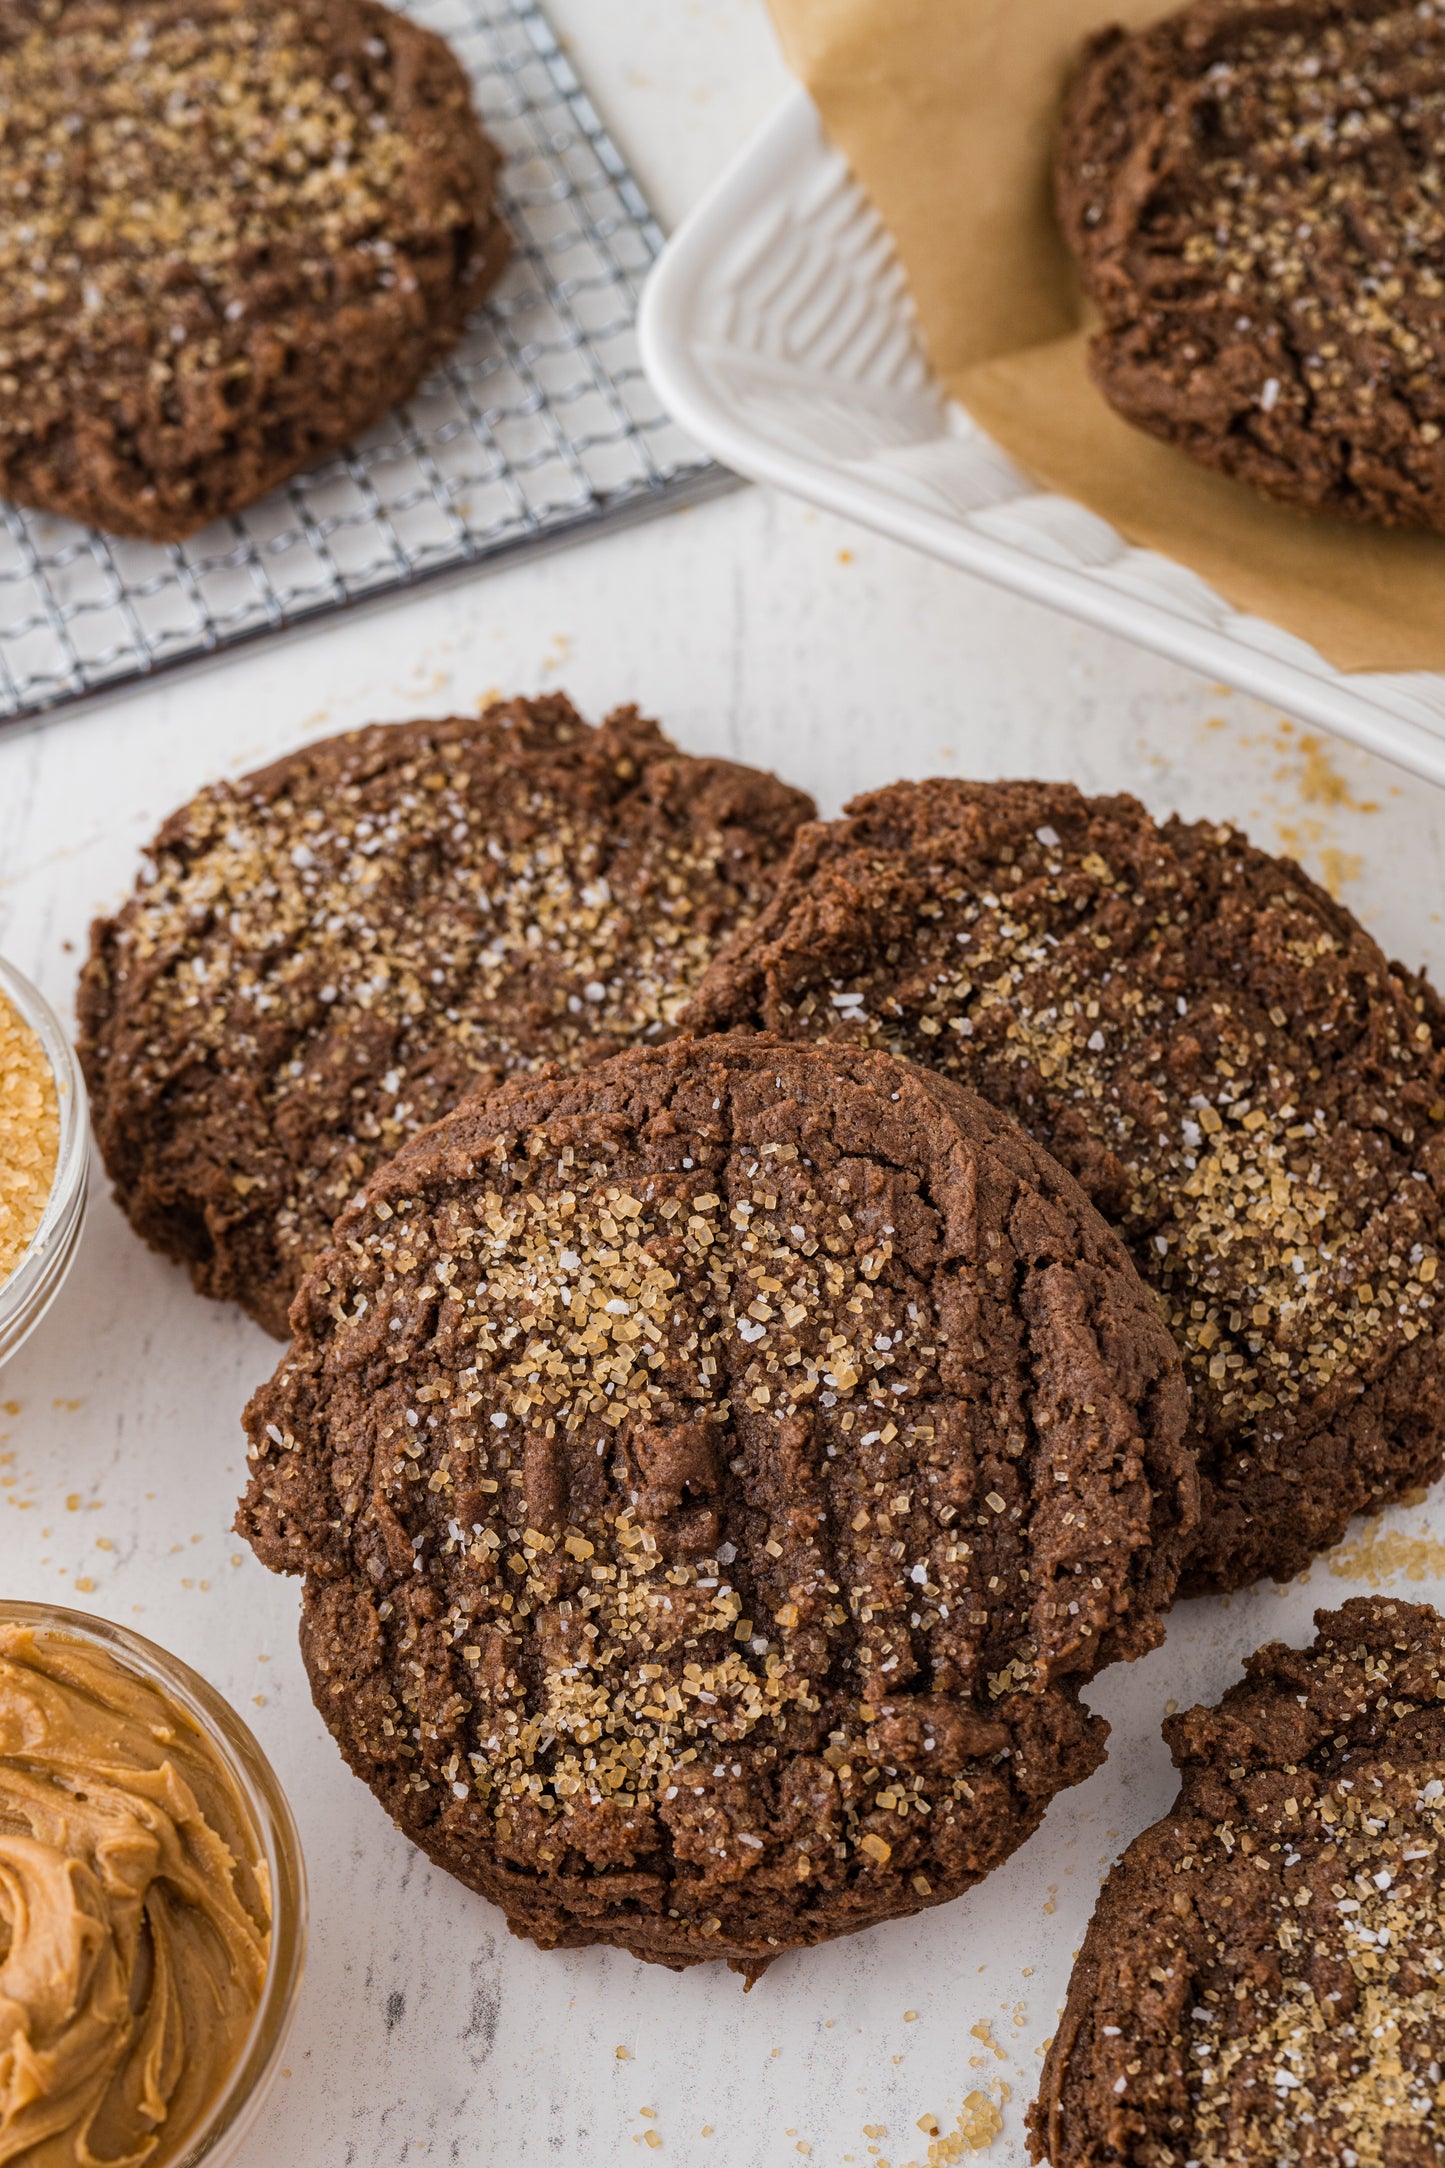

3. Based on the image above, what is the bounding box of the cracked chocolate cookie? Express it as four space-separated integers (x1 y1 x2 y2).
688 780 1445 1594
237 1035 1194 1975
0 0 509 541
1031 1597 1445 2168
1057 0 1445 530
79 696 813 1337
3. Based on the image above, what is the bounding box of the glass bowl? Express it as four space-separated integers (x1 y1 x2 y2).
0 1601 308 2165
0 954 88 1368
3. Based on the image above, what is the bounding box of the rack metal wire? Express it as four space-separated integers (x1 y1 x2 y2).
0 0 731 729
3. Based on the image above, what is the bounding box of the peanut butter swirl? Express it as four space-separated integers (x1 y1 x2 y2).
0 1625 269 2168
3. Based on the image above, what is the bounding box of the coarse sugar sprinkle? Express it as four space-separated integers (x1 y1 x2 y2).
0 987 58 1286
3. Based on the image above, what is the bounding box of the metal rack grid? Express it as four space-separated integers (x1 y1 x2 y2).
0 0 732 728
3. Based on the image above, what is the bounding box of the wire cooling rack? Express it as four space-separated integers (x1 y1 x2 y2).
0 0 733 728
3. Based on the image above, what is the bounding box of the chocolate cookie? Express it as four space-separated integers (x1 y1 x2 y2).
237 1035 1194 1975
79 696 813 1337
1057 1 1445 530
0 0 509 541
1031 1597 1445 2168
688 780 1445 1593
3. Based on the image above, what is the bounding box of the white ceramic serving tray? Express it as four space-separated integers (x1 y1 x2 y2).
640 89 1445 786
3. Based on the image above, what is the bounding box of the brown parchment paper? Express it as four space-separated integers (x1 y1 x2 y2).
769 0 1445 675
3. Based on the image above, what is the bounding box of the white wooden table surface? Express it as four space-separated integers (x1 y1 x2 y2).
4 6 1445 2163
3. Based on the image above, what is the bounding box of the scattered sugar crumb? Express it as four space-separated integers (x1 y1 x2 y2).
1273 817 1362 895
1327 1516 1445 1584
1295 732 1379 813
865 2089 1005 2168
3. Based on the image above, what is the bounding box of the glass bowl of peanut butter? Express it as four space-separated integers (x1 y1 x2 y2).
0 1602 307 2166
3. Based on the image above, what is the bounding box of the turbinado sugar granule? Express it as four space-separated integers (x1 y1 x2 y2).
0 988 58 1285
